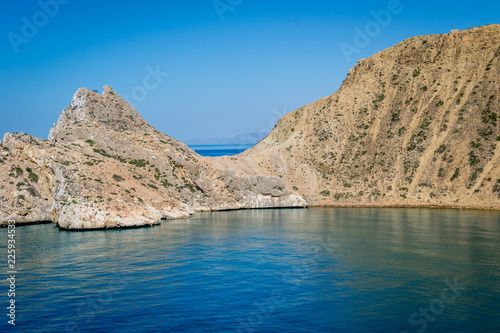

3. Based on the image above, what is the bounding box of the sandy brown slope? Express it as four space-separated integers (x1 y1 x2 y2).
236 24 500 209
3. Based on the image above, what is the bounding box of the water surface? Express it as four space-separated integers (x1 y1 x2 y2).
189 144 254 157
0 208 499 332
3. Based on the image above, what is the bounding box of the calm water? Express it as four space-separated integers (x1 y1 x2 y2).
190 144 254 157
1 208 499 332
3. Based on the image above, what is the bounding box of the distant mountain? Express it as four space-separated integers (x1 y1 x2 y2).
185 131 268 145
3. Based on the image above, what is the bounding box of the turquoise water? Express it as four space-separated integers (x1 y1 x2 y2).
190 144 255 157
1 208 499 332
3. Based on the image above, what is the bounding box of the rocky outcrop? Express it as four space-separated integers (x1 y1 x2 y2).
1 86 306 229
242 25 500 210
2 25 499 229
0 133 53 224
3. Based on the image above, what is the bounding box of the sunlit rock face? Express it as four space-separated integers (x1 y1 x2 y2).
242 25 500 210
1 87 306 229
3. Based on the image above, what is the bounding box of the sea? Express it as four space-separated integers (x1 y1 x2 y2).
190 144 254 157
1 146 499 332
0 208 499 332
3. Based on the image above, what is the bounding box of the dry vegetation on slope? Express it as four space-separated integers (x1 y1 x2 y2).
241 25 500 209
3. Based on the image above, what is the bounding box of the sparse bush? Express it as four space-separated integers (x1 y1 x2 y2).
450 168 460 181
468 168 482 185
129 159 148 167
320 190 331 196
468 152 480 166
493 180 500 193
28 172 38 183
438 168 445 178
478 127 493 140
27 187 38 197
391 111 400 122
436 145 446 154
112 174 124 182
161 179 173 187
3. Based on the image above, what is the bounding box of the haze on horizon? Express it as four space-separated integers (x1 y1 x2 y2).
0 0 498 143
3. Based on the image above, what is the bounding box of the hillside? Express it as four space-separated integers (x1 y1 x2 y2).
233 25 500 209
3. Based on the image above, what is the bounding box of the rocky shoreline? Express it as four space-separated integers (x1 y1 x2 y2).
1 25 499 229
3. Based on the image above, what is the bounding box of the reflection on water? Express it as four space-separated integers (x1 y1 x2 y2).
0 208 499 332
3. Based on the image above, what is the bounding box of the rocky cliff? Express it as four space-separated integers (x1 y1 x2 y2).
241 24 500 209
0 86 305 229
1 25 499 229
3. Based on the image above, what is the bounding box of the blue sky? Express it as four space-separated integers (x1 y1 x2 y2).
0 0 498 142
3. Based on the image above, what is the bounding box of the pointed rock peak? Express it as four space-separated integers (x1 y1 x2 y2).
49 85 150 140
103 85 117 96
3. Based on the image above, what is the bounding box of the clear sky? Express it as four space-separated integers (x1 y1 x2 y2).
1 0 498 142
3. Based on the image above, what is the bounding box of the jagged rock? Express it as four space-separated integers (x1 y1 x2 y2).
1 86 306 229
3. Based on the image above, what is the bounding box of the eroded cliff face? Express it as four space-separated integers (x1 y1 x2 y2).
242 25 500 209
0 86 305 229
